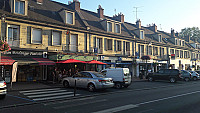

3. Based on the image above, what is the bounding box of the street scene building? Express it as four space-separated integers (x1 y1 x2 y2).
0 0 200 83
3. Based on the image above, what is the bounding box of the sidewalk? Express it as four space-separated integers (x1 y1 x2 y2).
6 81 63 92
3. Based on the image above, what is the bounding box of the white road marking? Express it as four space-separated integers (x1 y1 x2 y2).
28 92 73 98
54 99 107 109
94 90 200 113
20 88 62 93
23 89 68 95
33 94 80 101
93 104 138 113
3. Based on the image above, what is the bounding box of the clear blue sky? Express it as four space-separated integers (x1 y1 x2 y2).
54 0 200 33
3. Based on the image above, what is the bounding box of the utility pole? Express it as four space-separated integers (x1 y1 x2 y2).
133 6 143 21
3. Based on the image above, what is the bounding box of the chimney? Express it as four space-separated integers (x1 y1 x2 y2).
171 28 175 37
97 5 104 19
69 0 80 11
185 35 190 42
113 13 124 23
136 19 141 29
175 32 179 37
149 24 157 32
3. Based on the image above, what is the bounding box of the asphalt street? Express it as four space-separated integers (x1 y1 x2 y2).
1 80 200 113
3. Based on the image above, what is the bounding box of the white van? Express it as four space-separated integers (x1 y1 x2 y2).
102 68 132 88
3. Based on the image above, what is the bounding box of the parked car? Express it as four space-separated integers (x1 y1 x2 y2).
181 70 191 81
102 68 132 89
0 76 7 99
195 70 200 75
188 71 200 81
146 69 182 83
62 71 114 92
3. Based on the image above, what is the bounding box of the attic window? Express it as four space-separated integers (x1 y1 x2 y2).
158 35 162 42
107 22 112 32
15 0 25 15
66 12 74 25
115 24 120 33
182 41 185 46
140 31 144 39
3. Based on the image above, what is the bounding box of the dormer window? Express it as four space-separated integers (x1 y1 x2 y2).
158 35 162 42
115 24 120 33
179 39 181 46
140 31 144 39
66 12 74 25
175 39 178 45
182 41 184 46
15 0 25 15
107 22 112 32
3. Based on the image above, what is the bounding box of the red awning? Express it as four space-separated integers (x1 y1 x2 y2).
0 56 15 65
86 60 107 65
56 59 87 63
32 58 55 65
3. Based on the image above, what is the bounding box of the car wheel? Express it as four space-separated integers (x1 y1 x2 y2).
63 81 70 88
193 77 197 81
184 77 190 82
115 83 122 89
0 95 6 99
148 77 154 82
170 77 176 83
88 83 95 92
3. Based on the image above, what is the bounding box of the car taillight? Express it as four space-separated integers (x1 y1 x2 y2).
123 78 125 81
98 80 107 82
3 82 6 86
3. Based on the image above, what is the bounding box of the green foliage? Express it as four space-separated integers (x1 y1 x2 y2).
179 27 200 41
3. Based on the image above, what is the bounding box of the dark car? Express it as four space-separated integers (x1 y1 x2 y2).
0 76 7 99
146 69 182 83
181 70 191 81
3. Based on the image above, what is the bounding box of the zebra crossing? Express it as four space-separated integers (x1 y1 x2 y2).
19 88 80 101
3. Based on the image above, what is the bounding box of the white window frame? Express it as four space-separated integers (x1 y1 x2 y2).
15 0 25 15
158 35 162 42
66 11 74 25
107 22 112 32
31 28 42 44
52 31 61 46
140 30 144 39
115 24 120 33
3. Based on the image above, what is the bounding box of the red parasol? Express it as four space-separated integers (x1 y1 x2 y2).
56 59 87 63
86 60 107 65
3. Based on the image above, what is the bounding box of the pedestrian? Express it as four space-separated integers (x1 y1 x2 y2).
52 68 56 84
58 71 62 83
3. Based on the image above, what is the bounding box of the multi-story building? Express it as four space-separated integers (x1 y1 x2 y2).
0 0 199 83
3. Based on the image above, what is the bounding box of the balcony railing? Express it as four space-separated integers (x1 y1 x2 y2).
8 40 20 47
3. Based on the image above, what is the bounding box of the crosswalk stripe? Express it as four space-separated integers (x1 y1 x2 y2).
23 89 67 95
20 88 61 93
33 94 80 101
28 92 73 98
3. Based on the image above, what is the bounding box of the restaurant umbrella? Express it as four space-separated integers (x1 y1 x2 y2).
86 60 107 71
56 59 87 64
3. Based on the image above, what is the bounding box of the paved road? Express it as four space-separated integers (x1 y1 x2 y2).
1 80 200 113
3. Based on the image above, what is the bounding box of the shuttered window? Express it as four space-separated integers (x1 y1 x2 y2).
32 28 42 44
52 31 61 45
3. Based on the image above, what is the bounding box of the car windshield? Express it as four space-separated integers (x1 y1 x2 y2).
91 72 105 78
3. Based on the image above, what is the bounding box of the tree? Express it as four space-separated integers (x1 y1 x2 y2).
179 27 200 41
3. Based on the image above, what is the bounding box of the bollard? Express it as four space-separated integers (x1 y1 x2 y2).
74 79 76 96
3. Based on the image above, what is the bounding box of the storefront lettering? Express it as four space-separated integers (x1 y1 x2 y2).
3 51 43 56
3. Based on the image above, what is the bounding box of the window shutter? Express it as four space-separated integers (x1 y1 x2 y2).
42 30 52 46
114 40 116 51
27 26 31 44
104 38 107 51
138 44 140 57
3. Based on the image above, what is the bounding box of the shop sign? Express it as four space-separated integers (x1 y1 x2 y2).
3 50 43 56
122 57 133 61
49 55 97 61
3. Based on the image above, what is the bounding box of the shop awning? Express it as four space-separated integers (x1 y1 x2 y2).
86 60 107 65
32 58 55 65
56 59 87 63
12 57 38 65
0 56 15 65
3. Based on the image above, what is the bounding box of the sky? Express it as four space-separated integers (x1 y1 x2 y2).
54 0 200 33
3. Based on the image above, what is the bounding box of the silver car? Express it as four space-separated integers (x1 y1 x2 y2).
62 71 114 92
189 71 200 80
0 76 7 99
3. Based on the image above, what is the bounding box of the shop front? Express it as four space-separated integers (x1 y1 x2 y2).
3 50 55 82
